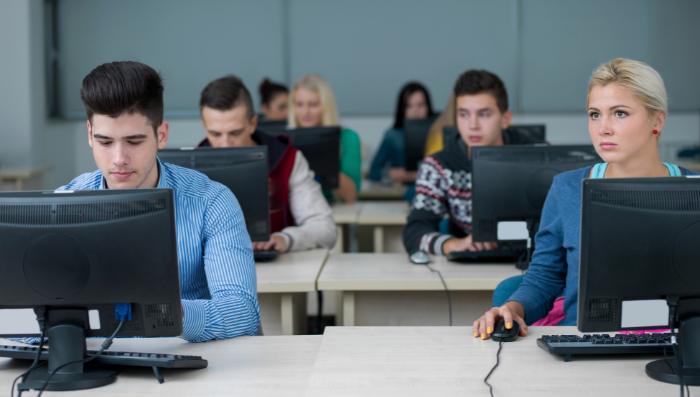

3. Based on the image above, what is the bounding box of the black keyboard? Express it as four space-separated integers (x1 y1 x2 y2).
447 240 526 262
254 250 278 262
0 344 208 369
537 333 675 356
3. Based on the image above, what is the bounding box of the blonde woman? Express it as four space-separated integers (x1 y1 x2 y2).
473 58 699 340
288 74 362 203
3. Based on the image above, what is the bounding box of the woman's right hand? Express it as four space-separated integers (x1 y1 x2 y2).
473 301 528 340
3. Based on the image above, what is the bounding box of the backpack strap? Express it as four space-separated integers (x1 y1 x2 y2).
662 162 681 177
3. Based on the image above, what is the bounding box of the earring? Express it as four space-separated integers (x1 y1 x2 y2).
653 130 658 134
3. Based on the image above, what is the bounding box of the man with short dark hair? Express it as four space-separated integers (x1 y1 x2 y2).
59 62 259 342
403 70 540 255
198 75 336 253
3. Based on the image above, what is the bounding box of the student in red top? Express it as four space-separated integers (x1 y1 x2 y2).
198 75 337 253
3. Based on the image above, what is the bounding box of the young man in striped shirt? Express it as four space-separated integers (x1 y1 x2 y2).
59 61 259 342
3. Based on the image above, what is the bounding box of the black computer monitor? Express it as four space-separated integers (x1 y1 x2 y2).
256 119 287 132
261 126 341 190
442 124 547 148
0 189 182 390
404 115 440 172
158 146 270 242
471 145 601 267
579 176 700 385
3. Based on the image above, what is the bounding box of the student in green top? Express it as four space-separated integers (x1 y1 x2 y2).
288 73 362 203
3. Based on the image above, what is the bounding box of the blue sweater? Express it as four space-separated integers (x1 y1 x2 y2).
508 165 699 326
369 127 405 181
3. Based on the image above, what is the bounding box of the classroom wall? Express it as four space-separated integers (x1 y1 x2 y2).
1 0 699 189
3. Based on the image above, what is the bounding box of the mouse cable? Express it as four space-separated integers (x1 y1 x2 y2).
35 320 124 397
483 341 503 397
426 264 452 326
13 306 48 397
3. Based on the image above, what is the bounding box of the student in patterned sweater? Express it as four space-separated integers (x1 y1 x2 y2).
403 70 540 255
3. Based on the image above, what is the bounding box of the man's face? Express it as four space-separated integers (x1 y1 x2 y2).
88 112 168 189
455 93 512 151
201 105 257 147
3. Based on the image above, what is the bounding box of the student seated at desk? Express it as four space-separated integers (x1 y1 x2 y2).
289 74 362 203
369 82 435 184
403 69 539 256
60 62 259 342
473 58 699 340
258 78 288 122
198 75 337 253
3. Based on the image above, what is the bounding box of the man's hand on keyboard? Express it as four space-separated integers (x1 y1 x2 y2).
443 235 498 254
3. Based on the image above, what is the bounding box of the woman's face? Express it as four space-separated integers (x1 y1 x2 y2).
404 91 428 120
293 88 323 127
262 92 289 121
588 83 661 164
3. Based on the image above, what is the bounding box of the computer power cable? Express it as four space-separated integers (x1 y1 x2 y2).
12 306 47 397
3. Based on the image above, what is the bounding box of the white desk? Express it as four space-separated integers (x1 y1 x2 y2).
330 202 363 253
317 253 522 326
0 335 322 396
358 180 407 201
256 249 329 335
0 166 52 191
306 326 685 397
357 201 409 253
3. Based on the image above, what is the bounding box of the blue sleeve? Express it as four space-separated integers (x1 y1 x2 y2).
507 177 568 325
180 188 260 342
369 132 392 181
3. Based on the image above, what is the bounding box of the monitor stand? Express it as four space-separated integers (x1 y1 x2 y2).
646 299 700 386
515 218 540 270
18 309 118 392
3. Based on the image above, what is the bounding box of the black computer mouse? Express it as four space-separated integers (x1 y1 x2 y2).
491 319 520 342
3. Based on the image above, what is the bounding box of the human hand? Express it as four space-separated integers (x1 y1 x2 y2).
252 234 287 252
473 302 527 340
442 235 498 254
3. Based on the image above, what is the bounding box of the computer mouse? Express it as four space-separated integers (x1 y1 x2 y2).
491 319 520 342
409 250 430 265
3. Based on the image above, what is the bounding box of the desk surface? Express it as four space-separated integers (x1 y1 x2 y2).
358 180 407 200
331 202 364 224
256 249 329 293
1 335 322 397
306 326 682 397
318 253 522 291
357 201 409 225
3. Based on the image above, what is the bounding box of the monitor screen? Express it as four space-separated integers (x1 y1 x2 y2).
256 119 287 132
261 126 341 190
471 145 601 243
404 115 439 172
158 146 270 242
442 124 546 148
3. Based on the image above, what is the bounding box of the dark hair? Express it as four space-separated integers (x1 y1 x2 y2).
393 82 434 129
259 78 288 106
200 75 254 120
80 61 164 134
453 70 508 114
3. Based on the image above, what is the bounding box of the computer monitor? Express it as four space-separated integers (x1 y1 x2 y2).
261 126 341 190
158 146 270 242
471 145 601 268
442 124 547 148
404 115 439 172
256 119 287 132
579 176 700 385
0 189 182 390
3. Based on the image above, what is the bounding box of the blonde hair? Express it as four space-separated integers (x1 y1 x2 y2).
288 74 340 127
587 58 667 126
424 91 456 156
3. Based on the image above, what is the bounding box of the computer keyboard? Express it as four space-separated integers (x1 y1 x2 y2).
446 240 526 262
254 249 278 262
0 344 208 369
537 333 675 357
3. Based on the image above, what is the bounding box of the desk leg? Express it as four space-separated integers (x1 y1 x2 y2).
280 293 307 335
342 291 355 326
333 225 344 253
373 226 384 253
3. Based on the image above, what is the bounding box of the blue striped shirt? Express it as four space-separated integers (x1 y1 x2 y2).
58 159 260 342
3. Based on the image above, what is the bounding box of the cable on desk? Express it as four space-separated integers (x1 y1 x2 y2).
12 306 47 397
483 341 503 397
426 264 452 326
